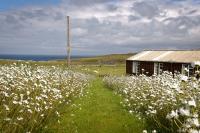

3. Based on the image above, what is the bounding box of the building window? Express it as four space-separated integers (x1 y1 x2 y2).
182 64 193 77
132 61 140 74
154 62 163 75
154 62 158 75
159 63 163 74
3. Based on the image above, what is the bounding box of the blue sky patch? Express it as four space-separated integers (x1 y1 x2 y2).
0 0 61 11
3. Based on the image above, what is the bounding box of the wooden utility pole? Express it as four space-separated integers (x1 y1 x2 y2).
67 16 71 67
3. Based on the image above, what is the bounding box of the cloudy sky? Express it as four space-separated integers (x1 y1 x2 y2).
0 0 200 55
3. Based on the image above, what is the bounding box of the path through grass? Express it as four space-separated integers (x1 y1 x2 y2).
47 78 144 133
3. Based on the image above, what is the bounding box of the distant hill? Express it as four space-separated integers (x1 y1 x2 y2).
72 53 136 65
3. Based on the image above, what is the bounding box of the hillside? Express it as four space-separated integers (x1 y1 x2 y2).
71 53 135 65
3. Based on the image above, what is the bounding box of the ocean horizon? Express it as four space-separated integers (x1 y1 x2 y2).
0 55 92 61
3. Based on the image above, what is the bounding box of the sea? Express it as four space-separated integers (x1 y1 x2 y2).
0 55 91 61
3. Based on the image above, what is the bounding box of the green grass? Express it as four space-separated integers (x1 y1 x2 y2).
71 64 125 76
46 78 144 133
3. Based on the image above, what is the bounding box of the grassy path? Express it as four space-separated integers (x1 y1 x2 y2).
49 78 144 133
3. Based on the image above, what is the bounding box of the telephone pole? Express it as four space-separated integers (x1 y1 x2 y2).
67 16 71 67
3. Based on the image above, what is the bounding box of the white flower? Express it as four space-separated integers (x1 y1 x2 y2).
4 118 11 121
152 130 157 133
4 105 10 111
3 92 9 97
150 110 157 114
93 70 99 74
27 91 30 95
193 113 198 118
17 117 23 121
129 110 133 114
13 101 18 104
189 118 200 127
188 129 200 133
188 99 196 107
166 110 178 119
55 111 60 117
184 68 189 72
27 109 33 114
181 75 188 81
179 108 190 116
143 130 147 133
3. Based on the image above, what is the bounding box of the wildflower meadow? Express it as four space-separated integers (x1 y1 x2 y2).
104 72 200 133
0 63 90 133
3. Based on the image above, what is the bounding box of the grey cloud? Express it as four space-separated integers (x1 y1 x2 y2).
0 0 200 55
19 10 47 18
106 4 118 12
5 15 17 24
128 15 141 22
0 14 24 32
187 9 198 15
123 41 200 52
163 16 200 36
132 2 159 18
171 0 187 2
54 12 64 20
17 8 64 21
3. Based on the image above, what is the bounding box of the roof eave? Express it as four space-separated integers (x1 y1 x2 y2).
126 59 192 64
